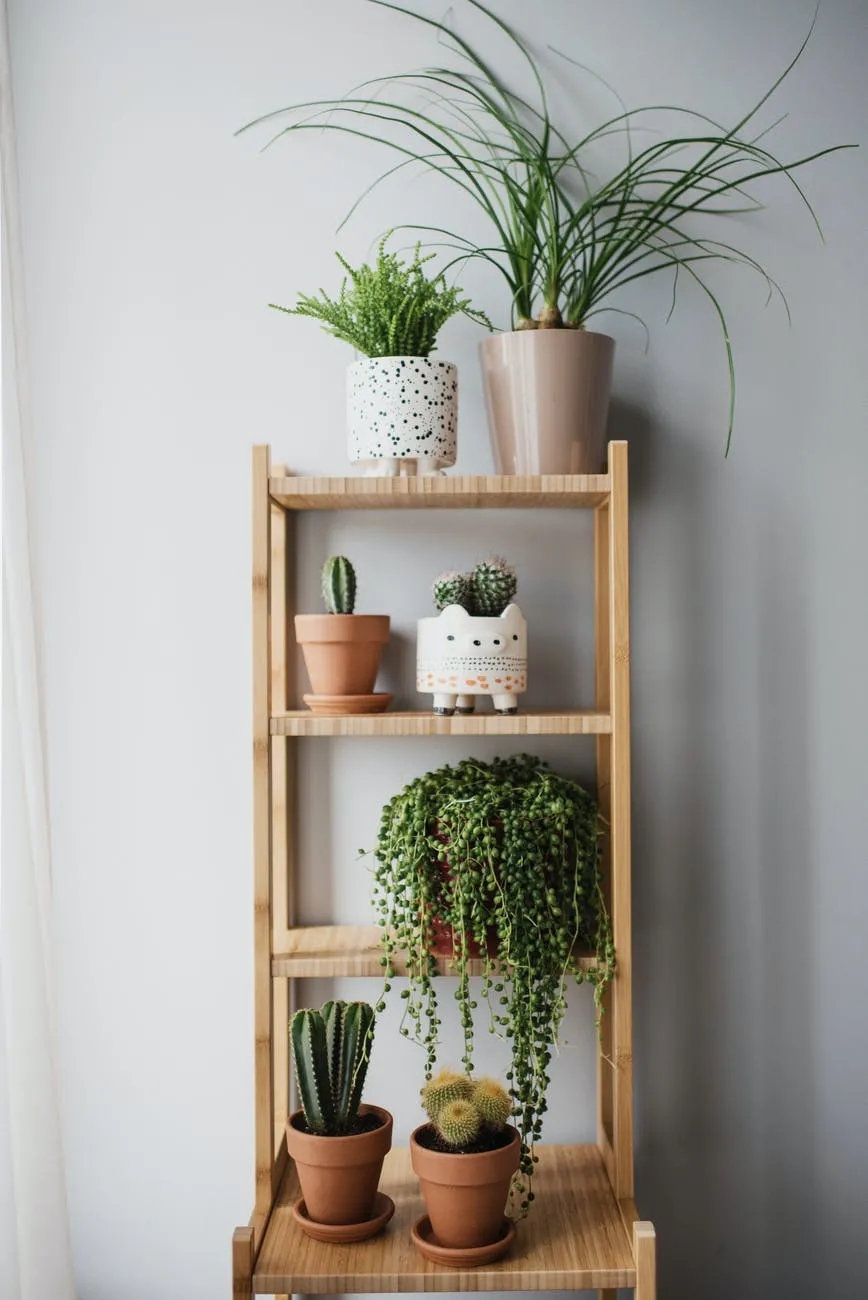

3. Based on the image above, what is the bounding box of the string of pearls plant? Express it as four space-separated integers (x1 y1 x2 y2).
370 754 614 1211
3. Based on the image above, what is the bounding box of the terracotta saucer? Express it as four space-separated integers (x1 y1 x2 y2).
410 1214 516 1268
292 1192 395 1243
303 693 393 716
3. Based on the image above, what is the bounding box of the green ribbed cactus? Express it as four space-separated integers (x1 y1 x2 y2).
290 1000 375 1134
420 1068 474 1120
435 1098 482 1148
322 555 356 615
432 570 472 613
469 556 517 617
472 1077 513 1129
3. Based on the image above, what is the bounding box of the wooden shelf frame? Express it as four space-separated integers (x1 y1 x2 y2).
232 442 654 1299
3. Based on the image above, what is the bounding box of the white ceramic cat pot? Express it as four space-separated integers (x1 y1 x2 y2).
416 604 528 715
348 357 458 475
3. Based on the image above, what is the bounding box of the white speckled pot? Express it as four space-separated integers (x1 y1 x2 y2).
348 357 457 475
417 603 527 715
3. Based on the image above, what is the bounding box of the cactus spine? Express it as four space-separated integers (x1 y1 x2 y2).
420 1068 474 1120
472 1077 513 1128
291 1000 375 1134
432 570 471 613
470 556 517 616
435 1098 481 1148
322 555 356 615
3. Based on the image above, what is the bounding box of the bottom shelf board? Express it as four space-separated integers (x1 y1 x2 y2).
253 1143 636 1293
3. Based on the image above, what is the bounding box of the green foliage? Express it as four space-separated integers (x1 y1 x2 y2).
322 555 356 615
271 237 490 358
432 570 471 613
432 557 517 615
420 1068 474 1120
435 1098 481 1148
242 1 855 453
469 557 517 617
290 1000 376 1135
372 754 613 1210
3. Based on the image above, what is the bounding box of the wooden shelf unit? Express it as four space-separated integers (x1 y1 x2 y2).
232 442 656 1299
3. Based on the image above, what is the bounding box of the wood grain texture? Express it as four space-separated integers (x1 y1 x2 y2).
594 499 615 1177
633 1222 656 1299
270 484 290 1158
252 446 275 1223
269 472 610 510
232 1226 254 1299
271 925 600 978
271 709 611 737
253 1145 636 1294
607 441 634 1200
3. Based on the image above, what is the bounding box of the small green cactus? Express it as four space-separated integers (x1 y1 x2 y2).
290 1000 375 1135
472 1077 513 1129
322 555 356 615
432 570 472 613
435 1098 482 1148
420 1068 474 1120
469 556 517 617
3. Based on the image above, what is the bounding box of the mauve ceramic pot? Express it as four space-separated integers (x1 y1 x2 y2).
480 329 614 474
286 1104 393 1227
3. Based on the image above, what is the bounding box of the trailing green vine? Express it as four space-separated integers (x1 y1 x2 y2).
370 754 614 1212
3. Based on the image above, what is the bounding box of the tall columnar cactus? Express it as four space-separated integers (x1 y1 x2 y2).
322 555 356 615
432 570 472 613
420 1068 474 1120
290 1000 375 1134
435 1098 481 1148
469 556 517 616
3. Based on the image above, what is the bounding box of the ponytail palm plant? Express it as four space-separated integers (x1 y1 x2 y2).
240 0 854 450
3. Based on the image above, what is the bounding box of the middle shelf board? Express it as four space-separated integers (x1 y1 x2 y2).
271 709 611 737
253 1144 636 1294
271 925 599 978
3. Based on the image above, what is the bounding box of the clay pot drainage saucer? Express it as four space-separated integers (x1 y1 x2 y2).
411 1215 516 1268
302 693 393 716
292 1192 395 1243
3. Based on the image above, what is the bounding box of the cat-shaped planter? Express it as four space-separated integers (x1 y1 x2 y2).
416 604 527 715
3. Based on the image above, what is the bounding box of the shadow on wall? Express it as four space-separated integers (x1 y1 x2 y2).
623 402 817 1300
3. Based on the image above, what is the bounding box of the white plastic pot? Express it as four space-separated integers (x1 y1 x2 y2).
348 357 457 475
416 604 528 715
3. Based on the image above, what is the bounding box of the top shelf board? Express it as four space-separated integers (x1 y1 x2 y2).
269 472 611 511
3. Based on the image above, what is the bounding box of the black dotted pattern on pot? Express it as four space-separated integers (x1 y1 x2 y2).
348 358 457 464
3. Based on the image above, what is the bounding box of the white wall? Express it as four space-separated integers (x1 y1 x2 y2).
7 0 868 1297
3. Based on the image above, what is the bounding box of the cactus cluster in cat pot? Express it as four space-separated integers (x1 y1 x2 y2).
410 1071 520 1266
285 1000 394 1243
417 556 527 715
294 556 391 715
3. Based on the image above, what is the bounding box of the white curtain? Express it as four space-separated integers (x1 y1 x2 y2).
0 1 76 1295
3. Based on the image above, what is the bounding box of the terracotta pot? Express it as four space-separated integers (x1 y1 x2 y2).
410 1124 520 1249
295 614 390 696
480 329 614 474
286 1104 393 1226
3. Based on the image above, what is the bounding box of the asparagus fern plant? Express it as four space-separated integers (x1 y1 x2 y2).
272 237 490 358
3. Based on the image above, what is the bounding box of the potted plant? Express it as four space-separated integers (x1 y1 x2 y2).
416 557 527 715
285 999 394 1241
371 755 614 1211
243 2 852 467
272 237 490 474
295 555 391 714
409 1071 519 1264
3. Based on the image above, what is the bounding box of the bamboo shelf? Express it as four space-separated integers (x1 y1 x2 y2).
232 442 656 1299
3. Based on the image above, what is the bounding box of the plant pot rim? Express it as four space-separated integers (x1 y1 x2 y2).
348 355 458 367
286 1104 393 1167
295 613 390 644
410 1122 519 1162
480 326 614 346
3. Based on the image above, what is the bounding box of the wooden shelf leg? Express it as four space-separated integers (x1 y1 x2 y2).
634 1221 656 1299
232 1226 254 1299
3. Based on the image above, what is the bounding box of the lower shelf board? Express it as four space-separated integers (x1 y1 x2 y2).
252 1143 636 1293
